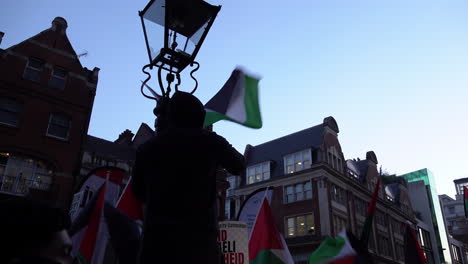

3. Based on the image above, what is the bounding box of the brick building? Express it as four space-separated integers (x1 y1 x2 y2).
227 117 431 263
0 17 99 208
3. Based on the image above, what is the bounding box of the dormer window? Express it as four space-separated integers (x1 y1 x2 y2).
49 66 67 90
246 161 270 184
284 149 311 174
24 58 44 82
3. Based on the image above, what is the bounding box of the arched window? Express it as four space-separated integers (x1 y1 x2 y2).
0 153 54 195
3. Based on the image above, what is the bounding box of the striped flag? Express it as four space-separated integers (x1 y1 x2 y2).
104 178 144 264
76 182 107 263
308 231 357 264
360 177 381 245
249 196 294 264
204 68 262 129
404 224 427 263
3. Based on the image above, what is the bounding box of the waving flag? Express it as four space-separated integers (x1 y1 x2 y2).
404 224 427 264
464 187 468 218
308 231 357 264
204 68 262 128
249 196 294 264
76 182 107 264
360 177 381 245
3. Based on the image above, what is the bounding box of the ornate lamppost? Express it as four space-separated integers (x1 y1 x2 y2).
139 0 220 130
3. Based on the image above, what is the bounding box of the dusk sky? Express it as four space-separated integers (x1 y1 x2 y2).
2 0 467 198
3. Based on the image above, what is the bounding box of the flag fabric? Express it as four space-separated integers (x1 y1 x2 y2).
308 231 357 264
360 177 381 245
249 196 294 264
204 68 262 128
404 224 427 264
115 180 144 221
464 187 468 218
104 178 144 264
77 181 107 264
237 187 274 236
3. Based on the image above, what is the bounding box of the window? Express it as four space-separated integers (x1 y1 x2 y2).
24 58 43 82
246 161 270 184
392 219 405 236
47 113 71 140
0 97 21 127
284 181 312 203
355 198 367 216
375 210 388 226
333 214 347 234
395 242 404 261
448 206 455 214
286 214 315 237
377 234 391 257
452 244 462 262
284 149 311 174
330 184 346 205
49 66 67 90
0 154 54 195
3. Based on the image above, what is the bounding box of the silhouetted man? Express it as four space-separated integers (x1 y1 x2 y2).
132 91 245 264
0 197 73 264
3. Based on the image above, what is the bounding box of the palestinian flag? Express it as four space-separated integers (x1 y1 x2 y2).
404 224 427 264
360 177 381 245
464 187 468 218
308 231 357 264
76 182 107 264
104 179 144 264
249 197 293 264
204 68 262 129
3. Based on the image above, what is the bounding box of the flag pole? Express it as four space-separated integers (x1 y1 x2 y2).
116 176 132 206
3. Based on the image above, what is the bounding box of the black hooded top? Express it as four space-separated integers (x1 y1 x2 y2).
132 92 245 264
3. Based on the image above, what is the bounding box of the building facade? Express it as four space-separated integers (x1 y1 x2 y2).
440 177 468 264
0 17 99 208
229 117 425 264
400 169 452 263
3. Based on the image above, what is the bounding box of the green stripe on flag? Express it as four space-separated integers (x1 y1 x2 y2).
308 236 346 263
250 250 284 264
465 200 468 218
77 252 88 264
243 75 262 128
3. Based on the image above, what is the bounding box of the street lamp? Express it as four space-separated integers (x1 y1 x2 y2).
139 0 221 98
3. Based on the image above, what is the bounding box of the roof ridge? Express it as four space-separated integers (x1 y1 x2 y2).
253 124 323 148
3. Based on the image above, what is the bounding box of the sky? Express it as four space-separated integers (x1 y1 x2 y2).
1 0 467 198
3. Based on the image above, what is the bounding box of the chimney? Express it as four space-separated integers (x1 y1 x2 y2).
51 17 68 34
115 129 134 145
366 151 378 167
0 32 4 46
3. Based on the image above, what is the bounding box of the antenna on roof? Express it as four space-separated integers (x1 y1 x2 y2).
78 50 88 58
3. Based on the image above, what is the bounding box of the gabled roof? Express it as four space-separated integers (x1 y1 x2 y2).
245 124 324 179
85 135 135 162
6 17 83 70
132 123 154 149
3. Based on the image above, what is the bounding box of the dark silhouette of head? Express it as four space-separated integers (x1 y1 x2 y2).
167 91 206 129
0 197 72 264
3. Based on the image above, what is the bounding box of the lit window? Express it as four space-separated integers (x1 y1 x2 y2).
286 213 315 237
49 66 67 90
0 154 54 195
47 113 71 140
0 97 21 127
246 161 270 184
24 58 43 82
284 149 311 174
284 181 313 203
